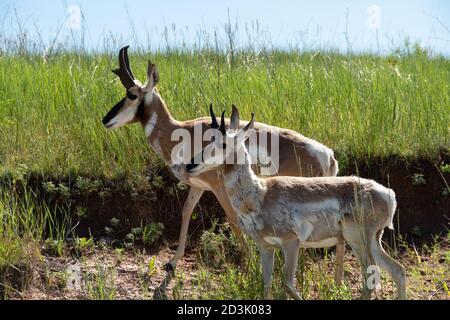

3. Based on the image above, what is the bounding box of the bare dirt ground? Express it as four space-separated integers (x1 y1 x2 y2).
13 240 450 300
20 248 196 300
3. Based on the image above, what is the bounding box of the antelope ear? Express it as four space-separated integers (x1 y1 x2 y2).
230 104 240 130
145 61 159 90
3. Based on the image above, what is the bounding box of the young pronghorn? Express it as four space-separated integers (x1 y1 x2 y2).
102 46 345 282
185 110 406 300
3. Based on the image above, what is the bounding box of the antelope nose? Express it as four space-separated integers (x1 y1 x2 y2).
185 163 198 173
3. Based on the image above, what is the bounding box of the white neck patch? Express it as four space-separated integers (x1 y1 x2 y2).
144 112 158 137
144 89 154 105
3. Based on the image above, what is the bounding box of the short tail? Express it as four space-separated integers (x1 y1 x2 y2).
328 152 339 177
387 188 397 230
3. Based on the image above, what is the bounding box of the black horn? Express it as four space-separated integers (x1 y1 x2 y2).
243 113 255 132
209 103 219 129
112 46 135 89
219 111 226 135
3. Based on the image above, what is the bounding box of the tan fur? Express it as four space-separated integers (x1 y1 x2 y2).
137 92 336 182
105 58 342 278
189 130 406 300
136 92 345 274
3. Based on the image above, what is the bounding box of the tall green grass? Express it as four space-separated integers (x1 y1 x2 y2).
1 46 449 181
0 181 73 297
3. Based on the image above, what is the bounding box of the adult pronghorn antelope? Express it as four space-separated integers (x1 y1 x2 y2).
102 46 344 281
185 111 406 300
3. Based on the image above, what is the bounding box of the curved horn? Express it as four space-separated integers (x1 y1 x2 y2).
219 111 226 135
230 104 240 130
123 46 135 79
209 103 219 129
242 113 255 132
112 46 135 89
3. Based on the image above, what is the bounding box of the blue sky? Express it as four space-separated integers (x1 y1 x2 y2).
1 0 449 54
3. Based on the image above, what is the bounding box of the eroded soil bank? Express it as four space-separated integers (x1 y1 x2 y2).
4 155 449 246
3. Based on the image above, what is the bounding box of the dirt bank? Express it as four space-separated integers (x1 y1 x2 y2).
4 155 449 244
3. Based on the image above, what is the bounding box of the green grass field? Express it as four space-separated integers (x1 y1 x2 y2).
0 38 449 299
1 47 449 180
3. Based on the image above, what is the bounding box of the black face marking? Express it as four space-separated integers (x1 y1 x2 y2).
127 92 137 100
102 97 126 127
186 150 204 172
185 162 198 172
136 100 145 118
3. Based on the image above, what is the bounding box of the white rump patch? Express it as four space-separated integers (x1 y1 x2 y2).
306 141 333 174
145 113 158 137
370 181 397 229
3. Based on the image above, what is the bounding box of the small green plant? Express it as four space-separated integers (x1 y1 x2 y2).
42 181 58 194
151 175 165 189
110 217 120 228
128 222 165 246
104 226 114 236
72 236 95 256
105 217 121 236
43 238 66 257
439 163 450 174
99 188 112 200
75 206 87 219
147 256 157 277
114 248 125 264
57 183 71 199
131 227 142 236
141 223 164 246
85 266 116 300
411 173 426 185
41 181 71 199
75 177 102 195
123 233 135 249
198 221 241 267
45 270 69 291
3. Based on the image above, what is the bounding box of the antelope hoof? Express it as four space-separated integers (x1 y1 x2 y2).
164 262 175 273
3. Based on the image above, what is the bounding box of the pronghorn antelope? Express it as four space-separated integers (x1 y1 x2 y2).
102 46 344 282
185 111 406 300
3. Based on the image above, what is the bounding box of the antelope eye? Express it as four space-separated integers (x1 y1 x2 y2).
127 93 137 100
